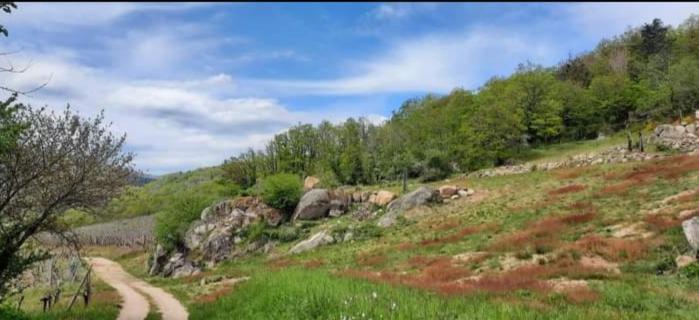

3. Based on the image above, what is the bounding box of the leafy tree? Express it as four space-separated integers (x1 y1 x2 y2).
0 107 133 298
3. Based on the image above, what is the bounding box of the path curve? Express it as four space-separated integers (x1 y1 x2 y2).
87 257 188 320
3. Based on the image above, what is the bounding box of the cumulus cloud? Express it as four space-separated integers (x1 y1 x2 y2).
369 3 439 20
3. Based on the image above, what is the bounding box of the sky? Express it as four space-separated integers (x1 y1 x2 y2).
1 2 698 175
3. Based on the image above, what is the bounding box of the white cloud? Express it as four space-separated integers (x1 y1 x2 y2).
249 26 558 95
7 3 207 29
370 3 439 20
567 2 699 38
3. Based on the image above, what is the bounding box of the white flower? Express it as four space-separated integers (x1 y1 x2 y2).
372 291 378 299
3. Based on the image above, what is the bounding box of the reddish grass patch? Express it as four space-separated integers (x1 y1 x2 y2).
419 224 490 247
567 201 594 211
195 286 233 303
303 259 326 269
569 234 649 262
432 218 461 231
644 214 682 231
548 184 587 196
553 167 588 180
598 155 699 197
489 212 596 252
563 287 599 304
267 257 296 269
396 242 417 251
356 252 388 267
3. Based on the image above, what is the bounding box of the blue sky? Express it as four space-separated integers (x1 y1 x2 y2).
2 2 698 175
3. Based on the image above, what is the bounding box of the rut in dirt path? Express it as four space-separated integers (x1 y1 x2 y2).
87 257 188 320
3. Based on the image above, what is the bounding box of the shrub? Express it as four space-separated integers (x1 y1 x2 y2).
264 226 302 242
0 306 27 320
260 173 303 213
155 191 219 250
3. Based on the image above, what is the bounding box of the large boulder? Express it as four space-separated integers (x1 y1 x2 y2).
386 186 441 212
304 176 321 190
379 186 441 228
148 244 168 276
292 189 331 220
682 217 699 252
369 190 397 207
288 230 334 254
161 252 200 278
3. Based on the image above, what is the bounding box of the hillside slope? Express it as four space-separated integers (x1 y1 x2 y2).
96 136 699 320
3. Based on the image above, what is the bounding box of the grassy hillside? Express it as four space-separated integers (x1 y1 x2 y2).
92 137 699 319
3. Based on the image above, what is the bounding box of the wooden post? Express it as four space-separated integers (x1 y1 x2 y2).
53 287 61 305
402 168 407 193
16 295 24 310
627 131 633 152
638 131 644 152
67 266 91 311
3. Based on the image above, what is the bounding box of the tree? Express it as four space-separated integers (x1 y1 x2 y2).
0 2 16 37
0 107 134 298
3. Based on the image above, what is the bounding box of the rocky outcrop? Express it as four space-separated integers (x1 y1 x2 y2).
288 230 334 254
469 146 661 178
651 124 699 153
378 187 441 228
293 189 331 220
438 185 458 198
161 252 201 279
304 176 321 190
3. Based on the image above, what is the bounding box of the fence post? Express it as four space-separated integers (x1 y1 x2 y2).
67 265 91 311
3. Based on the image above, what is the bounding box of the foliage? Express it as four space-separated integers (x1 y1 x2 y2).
259 173 302 213
0 106 133 299
154 188 223 251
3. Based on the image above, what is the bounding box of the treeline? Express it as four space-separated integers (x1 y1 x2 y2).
223 17 699 187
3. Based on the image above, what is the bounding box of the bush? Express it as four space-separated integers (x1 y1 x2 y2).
260 173 302 213
155 191 218 250
0 306 28 320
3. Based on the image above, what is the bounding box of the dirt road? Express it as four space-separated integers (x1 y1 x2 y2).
87 257 188 320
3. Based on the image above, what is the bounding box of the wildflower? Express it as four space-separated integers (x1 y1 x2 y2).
372 291 377 299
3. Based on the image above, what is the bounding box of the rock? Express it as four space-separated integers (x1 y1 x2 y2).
161 252 186 277
676 255 696 268
457 189 469 197
343 232 354 242
260 207 283 227
682 217 699 252
370 190 396 207
352 191 364 203
678 209 699 220
328 199 347 217
386 186 441 213
201 228 233 262
378 187 440 228
148 244 168 276
289 230 334 254
293 189 331 220
438 185 458 198
450 195 459 200
304 176 321 190
171 260 201 279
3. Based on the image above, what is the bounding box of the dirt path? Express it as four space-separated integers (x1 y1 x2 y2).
87 257 188 320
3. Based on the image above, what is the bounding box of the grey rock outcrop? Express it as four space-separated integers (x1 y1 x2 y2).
293 189 331 220
288 230 334 254
378 186 441 228
682 217 699 253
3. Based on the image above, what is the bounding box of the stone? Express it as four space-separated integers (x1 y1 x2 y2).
450 195 459 200
148 244 168 276
304 176 321 190
292 189 331 220
678 209 699 220
438 185 459 198
370 190 397 207
352 203 375 221
386 186 441 213
682 217 699 252
457 189 469 197
676 255 696 268
289 230 334 254
343 232 354 242
260 207 283 227
378 186 441 228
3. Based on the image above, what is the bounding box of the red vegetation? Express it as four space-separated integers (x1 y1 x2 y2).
356 251 388 267
303 259 326 269
342 256 603 303
195 286 234 303
600 155 699 197
267 257 296 269
548 184 587 196
569 234 649 262
419 224 491 247
396 242 417 251
553 167 589 180
489 212 596 252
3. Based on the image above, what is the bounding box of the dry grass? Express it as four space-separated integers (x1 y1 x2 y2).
419 224 491 247
553 167 590 180
489 212 596 252
194 286 234 303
